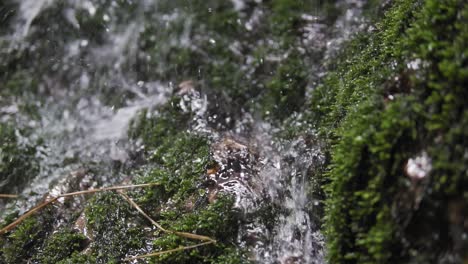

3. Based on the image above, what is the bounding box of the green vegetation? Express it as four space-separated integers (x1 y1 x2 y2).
0 208 57 264
0 217 43 263
149 197 244 264
314 0 468 262
128 97 192 151
56 252 96 264
85 192 145 263
33 230 88 264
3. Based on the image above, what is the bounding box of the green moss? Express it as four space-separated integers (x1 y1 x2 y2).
136 132 210 205
316 0 468 262
136 0 342 123
56 252 97 264
268 0 313 46
79 90 245 262
150 197 244 263
1 217 40 263
128 97 192 150
0 215 49 263
84 192 145 263
33 230 88 264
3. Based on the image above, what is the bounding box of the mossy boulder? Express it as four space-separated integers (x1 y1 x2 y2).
316 0 468 263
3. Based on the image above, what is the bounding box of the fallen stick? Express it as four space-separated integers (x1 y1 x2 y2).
0 197 59 235
118 191 216 242
0 194 18 198
123 241 215 261
0 183 160 235
118 191 216 261
60 183 160 197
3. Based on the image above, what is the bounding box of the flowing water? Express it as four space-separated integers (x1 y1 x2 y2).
0 0 367 262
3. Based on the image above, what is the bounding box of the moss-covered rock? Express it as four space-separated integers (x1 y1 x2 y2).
32 229 88 264
127 93 246 262
316 0 468 263
0 207 57 263
0 217 43 263
84 192 145 263
3 0 466 263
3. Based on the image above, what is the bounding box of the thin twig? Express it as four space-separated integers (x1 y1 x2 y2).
118 191 216 261
118 191 167 232
59 183 160 198
0 183 160 235
0 194 18 198
118 191 216 243
0 197 59 235
123 241 215 261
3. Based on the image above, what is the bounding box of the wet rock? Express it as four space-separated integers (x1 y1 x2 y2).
207 136 261 211
72 211 94 251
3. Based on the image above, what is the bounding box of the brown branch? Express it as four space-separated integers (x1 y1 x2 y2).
0 197 59 235
59 183 160 197
118 191 167 232
118 191 216 261
118 191 216 243
0 183 160 235
0 194 18 198
123 241 215 261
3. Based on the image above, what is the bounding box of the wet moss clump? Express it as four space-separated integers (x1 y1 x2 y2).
149 197 245 264
315 0 468 263
0 217 42 263
32 229 88 264
261 51 307 120
134 132 211 207
84 192 146 263
0 208 57 264
56 252 97 264
128 96 192 151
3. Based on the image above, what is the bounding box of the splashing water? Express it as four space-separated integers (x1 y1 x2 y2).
1 0 168 216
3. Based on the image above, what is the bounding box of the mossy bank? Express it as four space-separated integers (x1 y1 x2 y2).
313 0 468 263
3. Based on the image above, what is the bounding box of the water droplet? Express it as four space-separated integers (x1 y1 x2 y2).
80 39 89 47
